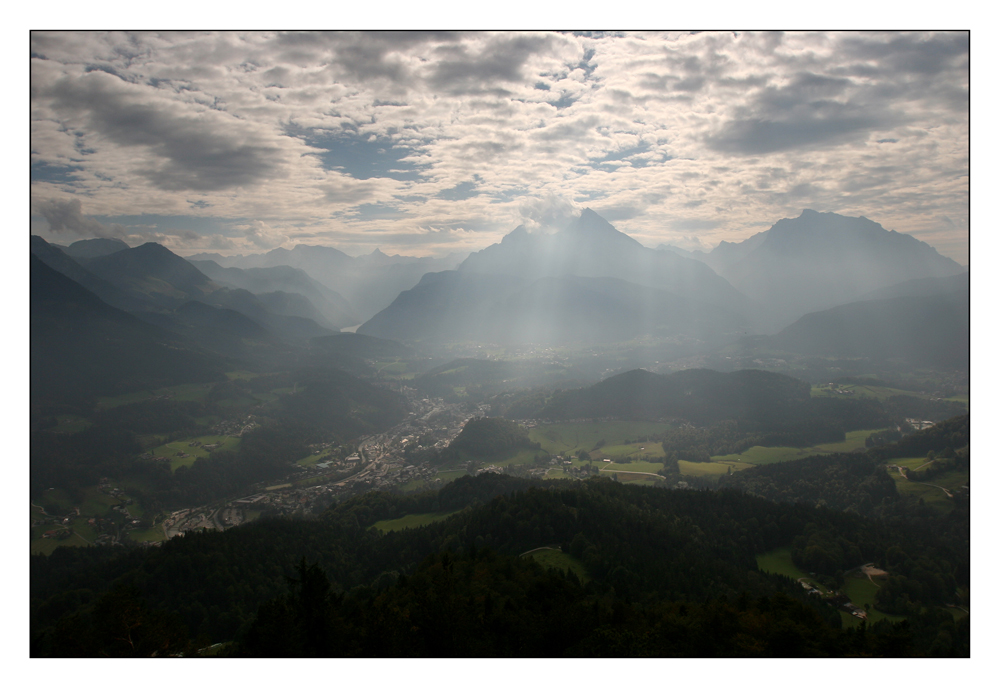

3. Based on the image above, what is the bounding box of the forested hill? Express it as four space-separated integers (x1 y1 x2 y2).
446 417 539 458
538 368 810 423
32 475 968 657
31 255 227 409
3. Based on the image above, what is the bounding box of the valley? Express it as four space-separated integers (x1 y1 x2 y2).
29 206 970 658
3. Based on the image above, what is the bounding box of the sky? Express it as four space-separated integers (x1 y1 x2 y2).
29 31 969 262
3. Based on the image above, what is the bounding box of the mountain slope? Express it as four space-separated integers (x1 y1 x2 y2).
539 367 812 424
30 255 226 406
359 210 750 345
766 286 969 370
191 245 463 321
187 260 359 327
85 242 220 307
719 210 964 329
63 237 130 261
460 208 747 309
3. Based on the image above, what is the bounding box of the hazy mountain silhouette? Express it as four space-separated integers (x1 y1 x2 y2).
538 367 811 424
63 237 130 261
189 245 465 321
716 210 964 329
201 288 334 341
85 242 219 308
188 260 359 328
856 271 968 302
359 209 749 345
30 235 149 313
30 255 225 405
764 285 969 370
135 300 290 362
461 209 745 308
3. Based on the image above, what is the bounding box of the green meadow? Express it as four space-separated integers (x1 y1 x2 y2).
679 460 752 478
525 548 591 583
757 547 905 627
149 435 241 471
371 510 460 533
97 382 214 409
52 415 92 434
529 421 673 457
811 384 922 402
711 429 889 466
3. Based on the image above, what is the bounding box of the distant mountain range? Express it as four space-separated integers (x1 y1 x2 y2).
32 206 969 372
188 245 465 322
187 260 358 328
359 209 752 345
30 236 335 359
661 210 964 329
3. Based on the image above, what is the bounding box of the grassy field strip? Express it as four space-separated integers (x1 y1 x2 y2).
149 435 241 471
711 429 889 466
529 421 673 457
371 510 460 533
811 384 922 402
525 548 591 583
97 382 215 409
756 547 905 627
679 460 753 477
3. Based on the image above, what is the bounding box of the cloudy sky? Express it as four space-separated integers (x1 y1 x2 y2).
29 30 969 262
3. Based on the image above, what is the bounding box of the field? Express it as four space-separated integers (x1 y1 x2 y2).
371 510 460 533
757 547 905 627
149 435 242 471
524 548 591 583
841 576 905 626
811 384 923 402
529 421 673 458
128 526 167 543
399 469 468 492
678 460 752 478
52 415 92 434
31 482 150 554
885 462 968 513
96 382 215 409
756 547 814 582
710 429 889 466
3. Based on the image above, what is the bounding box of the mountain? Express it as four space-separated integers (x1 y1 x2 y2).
857 271 969 302
698 230 769 274
537 367 812 424
85 242 220 307
764 285 969 370
30 235 149 312
62 237 130 261
201 288 334 341
30 255 226 407
133 300 288 362
716 210 965 329
359 210 750 345
358 270 525 343
188 246 466 321
460 208 745 308
187 260 359 328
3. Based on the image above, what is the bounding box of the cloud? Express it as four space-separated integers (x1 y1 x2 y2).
428 33 579 95
33 197 128 238
240 220 288 249
27 31 969 262
42 70 291 191
516 194 579 231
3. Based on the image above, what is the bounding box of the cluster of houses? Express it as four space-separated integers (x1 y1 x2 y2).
209 414 259 437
